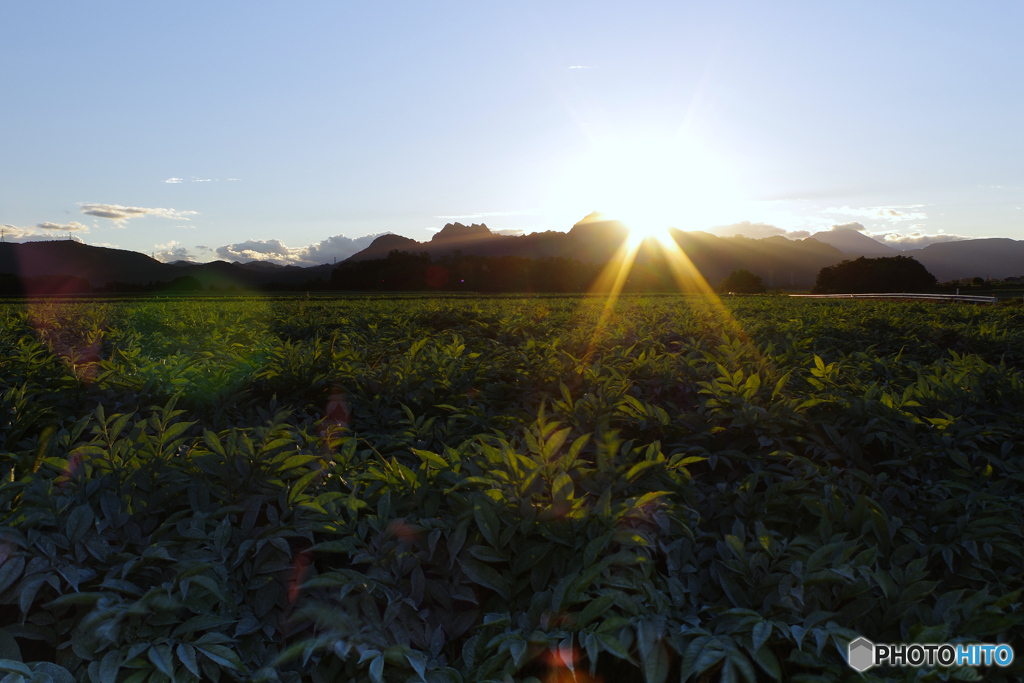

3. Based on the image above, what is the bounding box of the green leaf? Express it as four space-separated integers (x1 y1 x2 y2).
161 420 194 443
196 644 244 672
473 500 501 549
413 449 448 470
66 504 95 543
751 646 781 681
280 455 320 471
0 557 25 596
578 594 616 629
369 654 384 683
542 427 572 460
0 660 31 677
643 641 670 683
148 644 175 679
30 662 75 683
0 630 19 663
99 651 120 683
459 557 508 598
552 473 574 503
752 621 772 651
288 468 321 505
177 643 201 678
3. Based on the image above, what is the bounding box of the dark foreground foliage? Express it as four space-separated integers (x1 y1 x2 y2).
812 256 938 295
1 295 1022 682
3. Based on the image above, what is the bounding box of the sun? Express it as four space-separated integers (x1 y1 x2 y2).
549 132 741 234
624 222 671 248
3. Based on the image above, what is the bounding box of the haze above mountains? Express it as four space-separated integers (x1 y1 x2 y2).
1 214 1022 291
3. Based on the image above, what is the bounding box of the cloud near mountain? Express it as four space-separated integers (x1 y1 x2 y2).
2 221 90 240
154 241 213 262
823 205 928 223
707 221 811 240
212 232 391 266
877 231 973 250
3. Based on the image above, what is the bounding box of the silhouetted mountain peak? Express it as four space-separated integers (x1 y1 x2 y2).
567 212 629 241
573 211 608 226
368 234 420 249
431 222 493 242
810 226 898 257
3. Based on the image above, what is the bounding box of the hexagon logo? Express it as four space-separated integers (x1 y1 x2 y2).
848 637 875 672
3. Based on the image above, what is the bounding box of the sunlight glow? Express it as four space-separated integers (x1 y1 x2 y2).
551 132 760 355
549 132 743 233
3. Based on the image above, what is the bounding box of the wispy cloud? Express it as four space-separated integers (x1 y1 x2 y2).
214 232 391 266
163 176 234 184
35 221 90 232
569 65 594 69
823 205 928 223
79 203 198 226
435 210 531 221
707 220 810 240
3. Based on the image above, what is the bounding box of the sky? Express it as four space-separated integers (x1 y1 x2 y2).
2 2 1022 265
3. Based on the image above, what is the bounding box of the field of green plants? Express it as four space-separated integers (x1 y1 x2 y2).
1 294 1022 683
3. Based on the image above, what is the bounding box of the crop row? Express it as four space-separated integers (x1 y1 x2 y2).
1 295 1022 682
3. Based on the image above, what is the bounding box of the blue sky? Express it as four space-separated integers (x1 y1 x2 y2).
2 2 1022 264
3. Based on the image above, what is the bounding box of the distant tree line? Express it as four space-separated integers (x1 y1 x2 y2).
812 256 937 294
329 251 602 293
0 274 209 297
0 252 944 297
326 250 743 293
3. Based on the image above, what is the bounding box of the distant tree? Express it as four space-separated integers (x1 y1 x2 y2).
161 276 203 293
812 256 937 294
718 269 765 294
971 276 985 287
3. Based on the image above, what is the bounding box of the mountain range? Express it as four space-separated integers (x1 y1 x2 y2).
1 215 1021 291
346 215 1023 285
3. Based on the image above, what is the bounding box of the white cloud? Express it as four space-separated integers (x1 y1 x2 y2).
80 203 198 226
706 220 810 240
163 176 232 184
153 240 202 263
569 65 594 69
828 221 869 233
1 224 28 239
2 221 90 239
215 232 391 266
823 205 928 223
35 221 90 232
1 223 86 243
877 232 973 250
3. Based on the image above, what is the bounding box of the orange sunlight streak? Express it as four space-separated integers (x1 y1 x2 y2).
586 224 756 354
586 231 644 347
